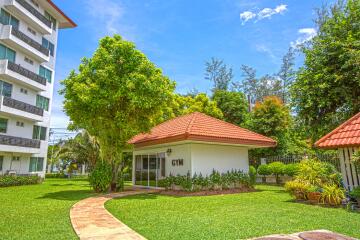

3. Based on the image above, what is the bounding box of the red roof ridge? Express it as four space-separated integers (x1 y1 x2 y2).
185 112 198 136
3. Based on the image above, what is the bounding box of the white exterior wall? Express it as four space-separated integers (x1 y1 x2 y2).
338 147 360 190
191 143 249 176
132 141 250 185
0 0 61 178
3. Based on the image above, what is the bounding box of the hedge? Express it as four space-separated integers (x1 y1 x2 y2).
0 175 41 187
45 173 66 178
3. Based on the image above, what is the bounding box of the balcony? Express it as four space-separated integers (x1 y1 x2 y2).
0 96 43 122
4 0 52 35
0 134 40 154
0 25 50 63
0 59 47 91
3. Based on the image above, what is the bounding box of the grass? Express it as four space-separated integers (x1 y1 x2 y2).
0 178 94 240
106 185 360 240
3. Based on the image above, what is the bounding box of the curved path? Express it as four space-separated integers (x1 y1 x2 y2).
70 189 159 240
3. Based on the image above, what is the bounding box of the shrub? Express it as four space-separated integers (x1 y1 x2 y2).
180 172 192 191
268 162 285 184
284 180 311 200
210 169 222 189
116 171 124 192
350 186 360 199
45 173 66 178
283 163 299 177
88 161 112 192
249 166 257 186
0 175 40 187
257 164 271 177
321 184 345 206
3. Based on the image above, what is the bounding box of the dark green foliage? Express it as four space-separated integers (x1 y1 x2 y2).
0 175 40 187
257 164 271 177
283 163 300 177
350 186 360 198
268 162 285 184
249 166 257 185
88 161 112 192
45 172 66 178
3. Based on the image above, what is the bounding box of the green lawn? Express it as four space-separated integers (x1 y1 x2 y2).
0 178 94 240
106 185 360 240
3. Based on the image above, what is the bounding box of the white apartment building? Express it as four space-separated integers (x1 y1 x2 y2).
0 0 75 177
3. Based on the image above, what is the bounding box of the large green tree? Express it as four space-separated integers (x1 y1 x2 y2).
60 35 175 189
292 0 360 141
212 90 249 127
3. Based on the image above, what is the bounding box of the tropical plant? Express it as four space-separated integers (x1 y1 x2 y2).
350 186 360 199
210 169 222 190
268 162 285 184
284 180 311 200
88 161 112 192
320 184 345 206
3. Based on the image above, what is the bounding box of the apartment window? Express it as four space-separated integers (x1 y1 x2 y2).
12 156 20 161
24 57 33 65
39 66 52 83
16 121 24 127
32 125 47 140
0 44 16 63
0 80 12 97
0 118 7 133
36 95 49 111
42 38 54 56
0 9 19 29
30 0 39 8
27 27 36 36
0 156 3 171
29 157 44 172
45 11 56 31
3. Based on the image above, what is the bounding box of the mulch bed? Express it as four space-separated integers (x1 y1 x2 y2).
159 187 256 196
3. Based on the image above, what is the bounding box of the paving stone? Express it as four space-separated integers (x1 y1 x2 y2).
299 231 357 240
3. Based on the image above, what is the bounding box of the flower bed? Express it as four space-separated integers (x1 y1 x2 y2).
158 169 255 194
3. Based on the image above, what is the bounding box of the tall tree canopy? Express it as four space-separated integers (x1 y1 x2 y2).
60 35 175 187
212 90 249 127
291 0 360 141
205 57 233 91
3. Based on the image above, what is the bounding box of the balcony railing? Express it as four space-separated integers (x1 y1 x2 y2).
11 27 50 56
0 134 40 148
14 0 51 28
7 61 46 86
3 96 43 116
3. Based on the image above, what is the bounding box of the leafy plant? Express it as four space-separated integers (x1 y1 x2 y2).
320 184 345 206
257 164 271 177
0 175 40 187
283 163 299 177
349 186 360 199
210 169 222 190
297 159 341 186
88 161 112 192
268 162 285 184
249 166 257 186
351 150 360 171
284 180 311 200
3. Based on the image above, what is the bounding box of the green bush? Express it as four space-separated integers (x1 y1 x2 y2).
88 161 112 192
283 163 300 177
249 166 257 185
0 175 40 187
45 173 66 178
350 186 360 199
257 164 271 176
268 162 285 184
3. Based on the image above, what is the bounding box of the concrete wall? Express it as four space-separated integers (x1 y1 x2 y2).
191 143 249 176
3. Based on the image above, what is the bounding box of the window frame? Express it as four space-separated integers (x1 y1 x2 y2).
36 95 49 111
39 65 52 83
0 80 12 97
32 125 47 141
29 157 44 172
45 11 57 31
42 38 55 57
0 8 19 29
0 43 16 63
0 117 8 133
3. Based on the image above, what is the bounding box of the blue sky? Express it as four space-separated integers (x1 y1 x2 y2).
51 0 322 128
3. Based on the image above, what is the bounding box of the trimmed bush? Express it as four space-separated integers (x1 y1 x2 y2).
0 175 41 187
249 166 257 185
268 162 285 184
45 173 66 178
257 164 271 177
88 161 112 192
283 163 300 177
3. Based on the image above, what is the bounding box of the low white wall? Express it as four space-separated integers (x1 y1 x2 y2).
191 143 249 176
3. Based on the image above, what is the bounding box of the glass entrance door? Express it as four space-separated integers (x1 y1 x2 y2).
135 153 165 187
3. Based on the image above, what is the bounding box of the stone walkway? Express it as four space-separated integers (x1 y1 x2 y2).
70 189 158 240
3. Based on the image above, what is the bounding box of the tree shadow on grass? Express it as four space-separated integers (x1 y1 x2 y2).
37 190 94 201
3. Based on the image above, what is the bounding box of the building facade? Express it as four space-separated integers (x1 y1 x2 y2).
0 0 75 177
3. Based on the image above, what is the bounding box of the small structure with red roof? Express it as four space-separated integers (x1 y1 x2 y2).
315 112 360 190
128 112 276 187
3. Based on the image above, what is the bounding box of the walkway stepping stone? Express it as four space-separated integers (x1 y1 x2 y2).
299 231 356 240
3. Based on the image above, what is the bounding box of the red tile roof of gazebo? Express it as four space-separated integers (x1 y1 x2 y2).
128 112 277 148
315 112 360 149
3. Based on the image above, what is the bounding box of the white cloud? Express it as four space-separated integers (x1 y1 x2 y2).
85 0 125 36
255 44 277 62
240 4 287 24
240 11 257 24
291 28 317 48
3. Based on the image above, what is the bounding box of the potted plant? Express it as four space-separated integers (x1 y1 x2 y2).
306 185 322 203
284 180 310 200
349 186 360 207
320 184 345 206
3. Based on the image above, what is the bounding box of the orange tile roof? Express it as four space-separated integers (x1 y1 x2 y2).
128 112 277 148
315 112 360 149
